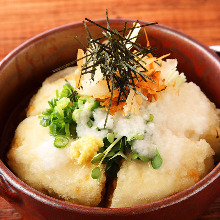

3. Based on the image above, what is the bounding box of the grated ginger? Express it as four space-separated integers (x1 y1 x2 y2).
69 135 104 165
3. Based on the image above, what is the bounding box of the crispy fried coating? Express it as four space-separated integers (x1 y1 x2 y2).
8 116 106 206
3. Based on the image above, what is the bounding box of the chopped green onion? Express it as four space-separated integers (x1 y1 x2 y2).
54 105 64 118
85 102 95 110
39 116 51 127
59 88 70 98
48 98 56 108
42 108 53 116
72 109 82 121
79 95 91 102
78 99 85 109
91 101 100 111
87 120 93 128
40 82 81 141
78 96 95 110
63 82 74 91
128 133 144 141
70 122 77 139
135 133 144 140
56 97 70 109
54 135 69 148
65 124 70 137
146 114 154 123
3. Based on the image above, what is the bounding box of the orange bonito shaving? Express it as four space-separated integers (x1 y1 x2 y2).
144 28 150 47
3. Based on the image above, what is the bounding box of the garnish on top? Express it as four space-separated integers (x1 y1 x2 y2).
55 11 169 124
40 11 186 180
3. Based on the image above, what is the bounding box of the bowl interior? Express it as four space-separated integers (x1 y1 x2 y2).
0 19 220 213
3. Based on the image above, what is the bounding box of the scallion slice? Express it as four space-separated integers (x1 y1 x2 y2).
54 135 69 148
91 101 100 111
87 120 93 128
146 114 154 123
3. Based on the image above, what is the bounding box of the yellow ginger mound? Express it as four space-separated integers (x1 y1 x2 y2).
70 136 104 165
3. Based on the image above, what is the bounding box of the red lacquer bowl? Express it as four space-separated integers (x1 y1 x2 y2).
0 19 219 220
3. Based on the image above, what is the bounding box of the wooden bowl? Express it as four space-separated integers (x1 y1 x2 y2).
0 19 219 220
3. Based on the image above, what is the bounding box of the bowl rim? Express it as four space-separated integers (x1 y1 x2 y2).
0 18 220 216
